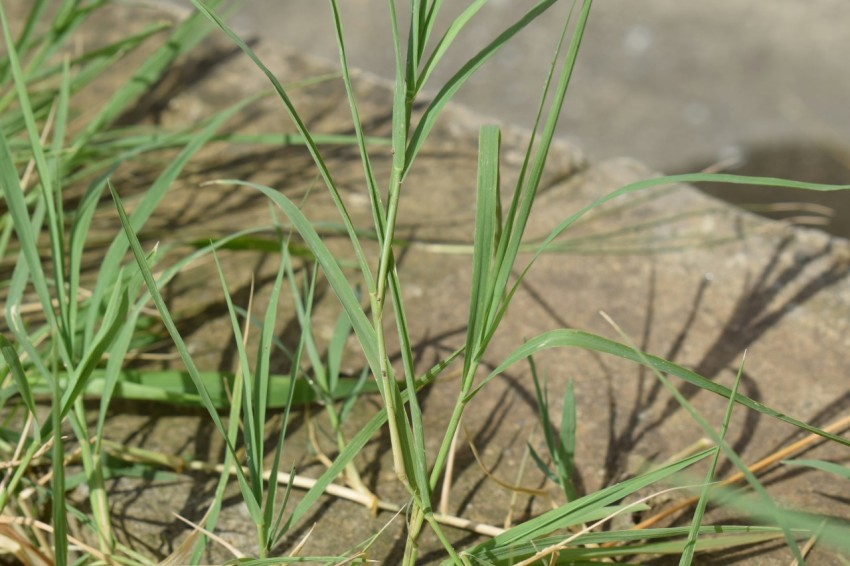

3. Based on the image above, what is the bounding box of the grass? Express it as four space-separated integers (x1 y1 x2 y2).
1 0 849 564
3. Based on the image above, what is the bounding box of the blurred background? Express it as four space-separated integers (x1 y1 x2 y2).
162 0 850 237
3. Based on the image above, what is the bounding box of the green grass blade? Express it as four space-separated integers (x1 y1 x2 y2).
56 275 128 422
328 0 386 242
189 0 375 292
0 335 38 431
466 448 712 559
680 356 746 565
51 376 68 566
414 0 488 95
485 0 588 336
327 305 353 397
109 182 262 520
404 0 560 173
463 126 500 374
559 378 578 500
205 179 380 380
84 95 252 347
473 329 850 447
0 3 71 360
782 459 850 480
532 172 850 263
0 96 65 370
211 250 262 504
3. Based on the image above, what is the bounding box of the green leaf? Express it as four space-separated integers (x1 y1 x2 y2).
474 329 850 448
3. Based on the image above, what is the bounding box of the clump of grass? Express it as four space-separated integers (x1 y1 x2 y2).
3 0 850 564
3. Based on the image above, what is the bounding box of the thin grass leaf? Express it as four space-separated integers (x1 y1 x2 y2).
484 0 589 339
681 355 746 565
526 442 559 485
51 371 68 566
472 329 850 447
531 172 850 269
559 378 577 500
268 254 307 548
35 369 372 408
0 335 38 427
257 243 288 549
84 95 253 347
211 250 263 502
463 125 500 378
110 182 262 521
55 275 128 423
405 0 561 174
782 459 850 480
466 448 712 559
601 313 801 562
0 112 65 369
414 0 488 95
189 0 375 291
328 0 386 243
327 305 352 397
0 4 72 362
205 179 380 381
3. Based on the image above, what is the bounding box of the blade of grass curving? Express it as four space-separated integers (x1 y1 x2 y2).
414 0 487 95
189 0 374 291
3 231 54 392
328 0 386 242
268 248 305 548
26 21 170 86
211 251 263 506
109 182 262 520
782 459 850 480
465 448 712 559
484 0 589 337
3 0 48 71
0 93 66 370
51 58 73 349
387 264 431 504
83 95 253 347
470 329 850 447
205 179 380 379
0 4 70 351
56 271 129 423
530 172 850 269
404 0 562 174
598 313 801 560
680 355 746 565
0 335 38 432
